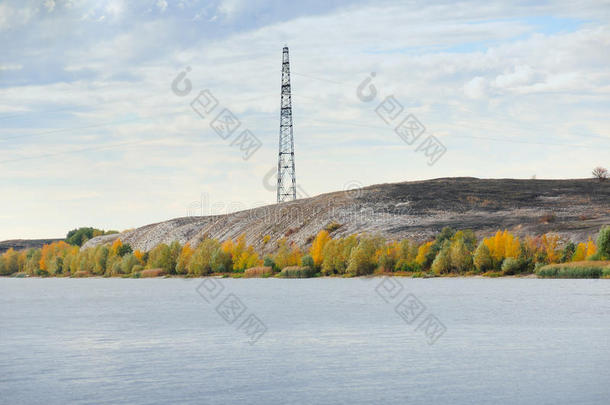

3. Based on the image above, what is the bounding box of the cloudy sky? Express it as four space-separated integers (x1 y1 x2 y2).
1 0 609 240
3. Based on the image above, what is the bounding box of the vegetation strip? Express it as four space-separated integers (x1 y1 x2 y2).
1 226 609 279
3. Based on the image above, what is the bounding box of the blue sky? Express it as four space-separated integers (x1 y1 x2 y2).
1 0 609 240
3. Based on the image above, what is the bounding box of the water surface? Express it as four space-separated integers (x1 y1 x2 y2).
1 278 609 404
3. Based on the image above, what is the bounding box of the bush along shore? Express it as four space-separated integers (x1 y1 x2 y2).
1 225 609 279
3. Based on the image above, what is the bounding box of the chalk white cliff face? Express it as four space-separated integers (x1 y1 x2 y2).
82 178 610 252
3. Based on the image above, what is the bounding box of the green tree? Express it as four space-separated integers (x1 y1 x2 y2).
116 243 133 257
93 246 109 275
210 248 232 273
501 257 520 275
473 242 493 273
301 254 314 270
24 248 42 275
49 256 64 275
452 229 477 251
263 256 277 272
321 240 339 275
188 239 223 276
560 242 576 263
148 243 172 272
346 236 383 276
121 253 139 274
449 238 472 272
167 241 183 275
596 225 610 260
425 227 456 269
431 241 451 274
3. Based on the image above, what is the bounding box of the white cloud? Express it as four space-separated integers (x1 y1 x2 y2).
156 0 168 13
218 0 246 19
1 0 610 239
0 63 22 71
464 76 491 99
105 0 125 19
495 65 539 88
43 0 56 13
0 3 37 31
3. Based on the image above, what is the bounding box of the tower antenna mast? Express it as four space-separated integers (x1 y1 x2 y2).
277 46 297 203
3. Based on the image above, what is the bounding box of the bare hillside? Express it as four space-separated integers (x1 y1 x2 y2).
0 239 63 254
82 178 610 252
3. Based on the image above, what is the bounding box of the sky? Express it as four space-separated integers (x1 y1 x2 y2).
0 0 609 240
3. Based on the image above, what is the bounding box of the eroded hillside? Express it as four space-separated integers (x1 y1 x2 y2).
82 178 610 252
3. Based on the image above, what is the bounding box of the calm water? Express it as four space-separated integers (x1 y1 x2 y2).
1 278 609 405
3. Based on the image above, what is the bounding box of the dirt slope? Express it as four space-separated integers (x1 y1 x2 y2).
82 178 610 252
0 239 63 254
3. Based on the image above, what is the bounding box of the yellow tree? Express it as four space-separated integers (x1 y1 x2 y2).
221 239 234 255
39 244 50 271
541 234 560 263
225 234 246 261
585 238 597 259
310 230 331 267
111 238 123 257
492 230 507 262
274 238 300 269
176 244 194 274
235 246 261 271
415 241 434 266
572 243 586 261
134 249 145 264
505 233 521 259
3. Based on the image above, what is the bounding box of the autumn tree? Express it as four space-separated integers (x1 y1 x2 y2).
321 239 339 275
321 235 358 275
133 249 146 265
473 242 493 272
585 238 597 259
346 235 384 276
188 239 220 276
572 243 587 262
93 246 109 275
119 254 139 275
273 238 300 270
167 241 183 275
377 241 400 272
0 248 19 275
425 227 456 268
415 241 434 268
310 230 331 268
234 245 260 271
176 244 194 274
449 237 473 272
431 241 452 274
541 234 560 263
395 239 418 271
147 243 172 272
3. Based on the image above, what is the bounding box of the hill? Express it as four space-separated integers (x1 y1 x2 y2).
0 239 63 254
82 177 610 252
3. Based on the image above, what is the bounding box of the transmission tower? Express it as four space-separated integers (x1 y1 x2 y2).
277 46 297 203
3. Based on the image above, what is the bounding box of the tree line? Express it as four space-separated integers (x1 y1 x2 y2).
1 225 609 277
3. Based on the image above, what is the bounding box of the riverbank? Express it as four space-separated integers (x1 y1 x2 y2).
4 272 606 279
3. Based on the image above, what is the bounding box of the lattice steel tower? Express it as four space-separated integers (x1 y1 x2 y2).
277 46 297 203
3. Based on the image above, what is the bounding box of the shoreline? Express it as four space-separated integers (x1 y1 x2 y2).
3 274 599 280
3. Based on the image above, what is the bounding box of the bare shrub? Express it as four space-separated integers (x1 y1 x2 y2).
592 167 608 181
